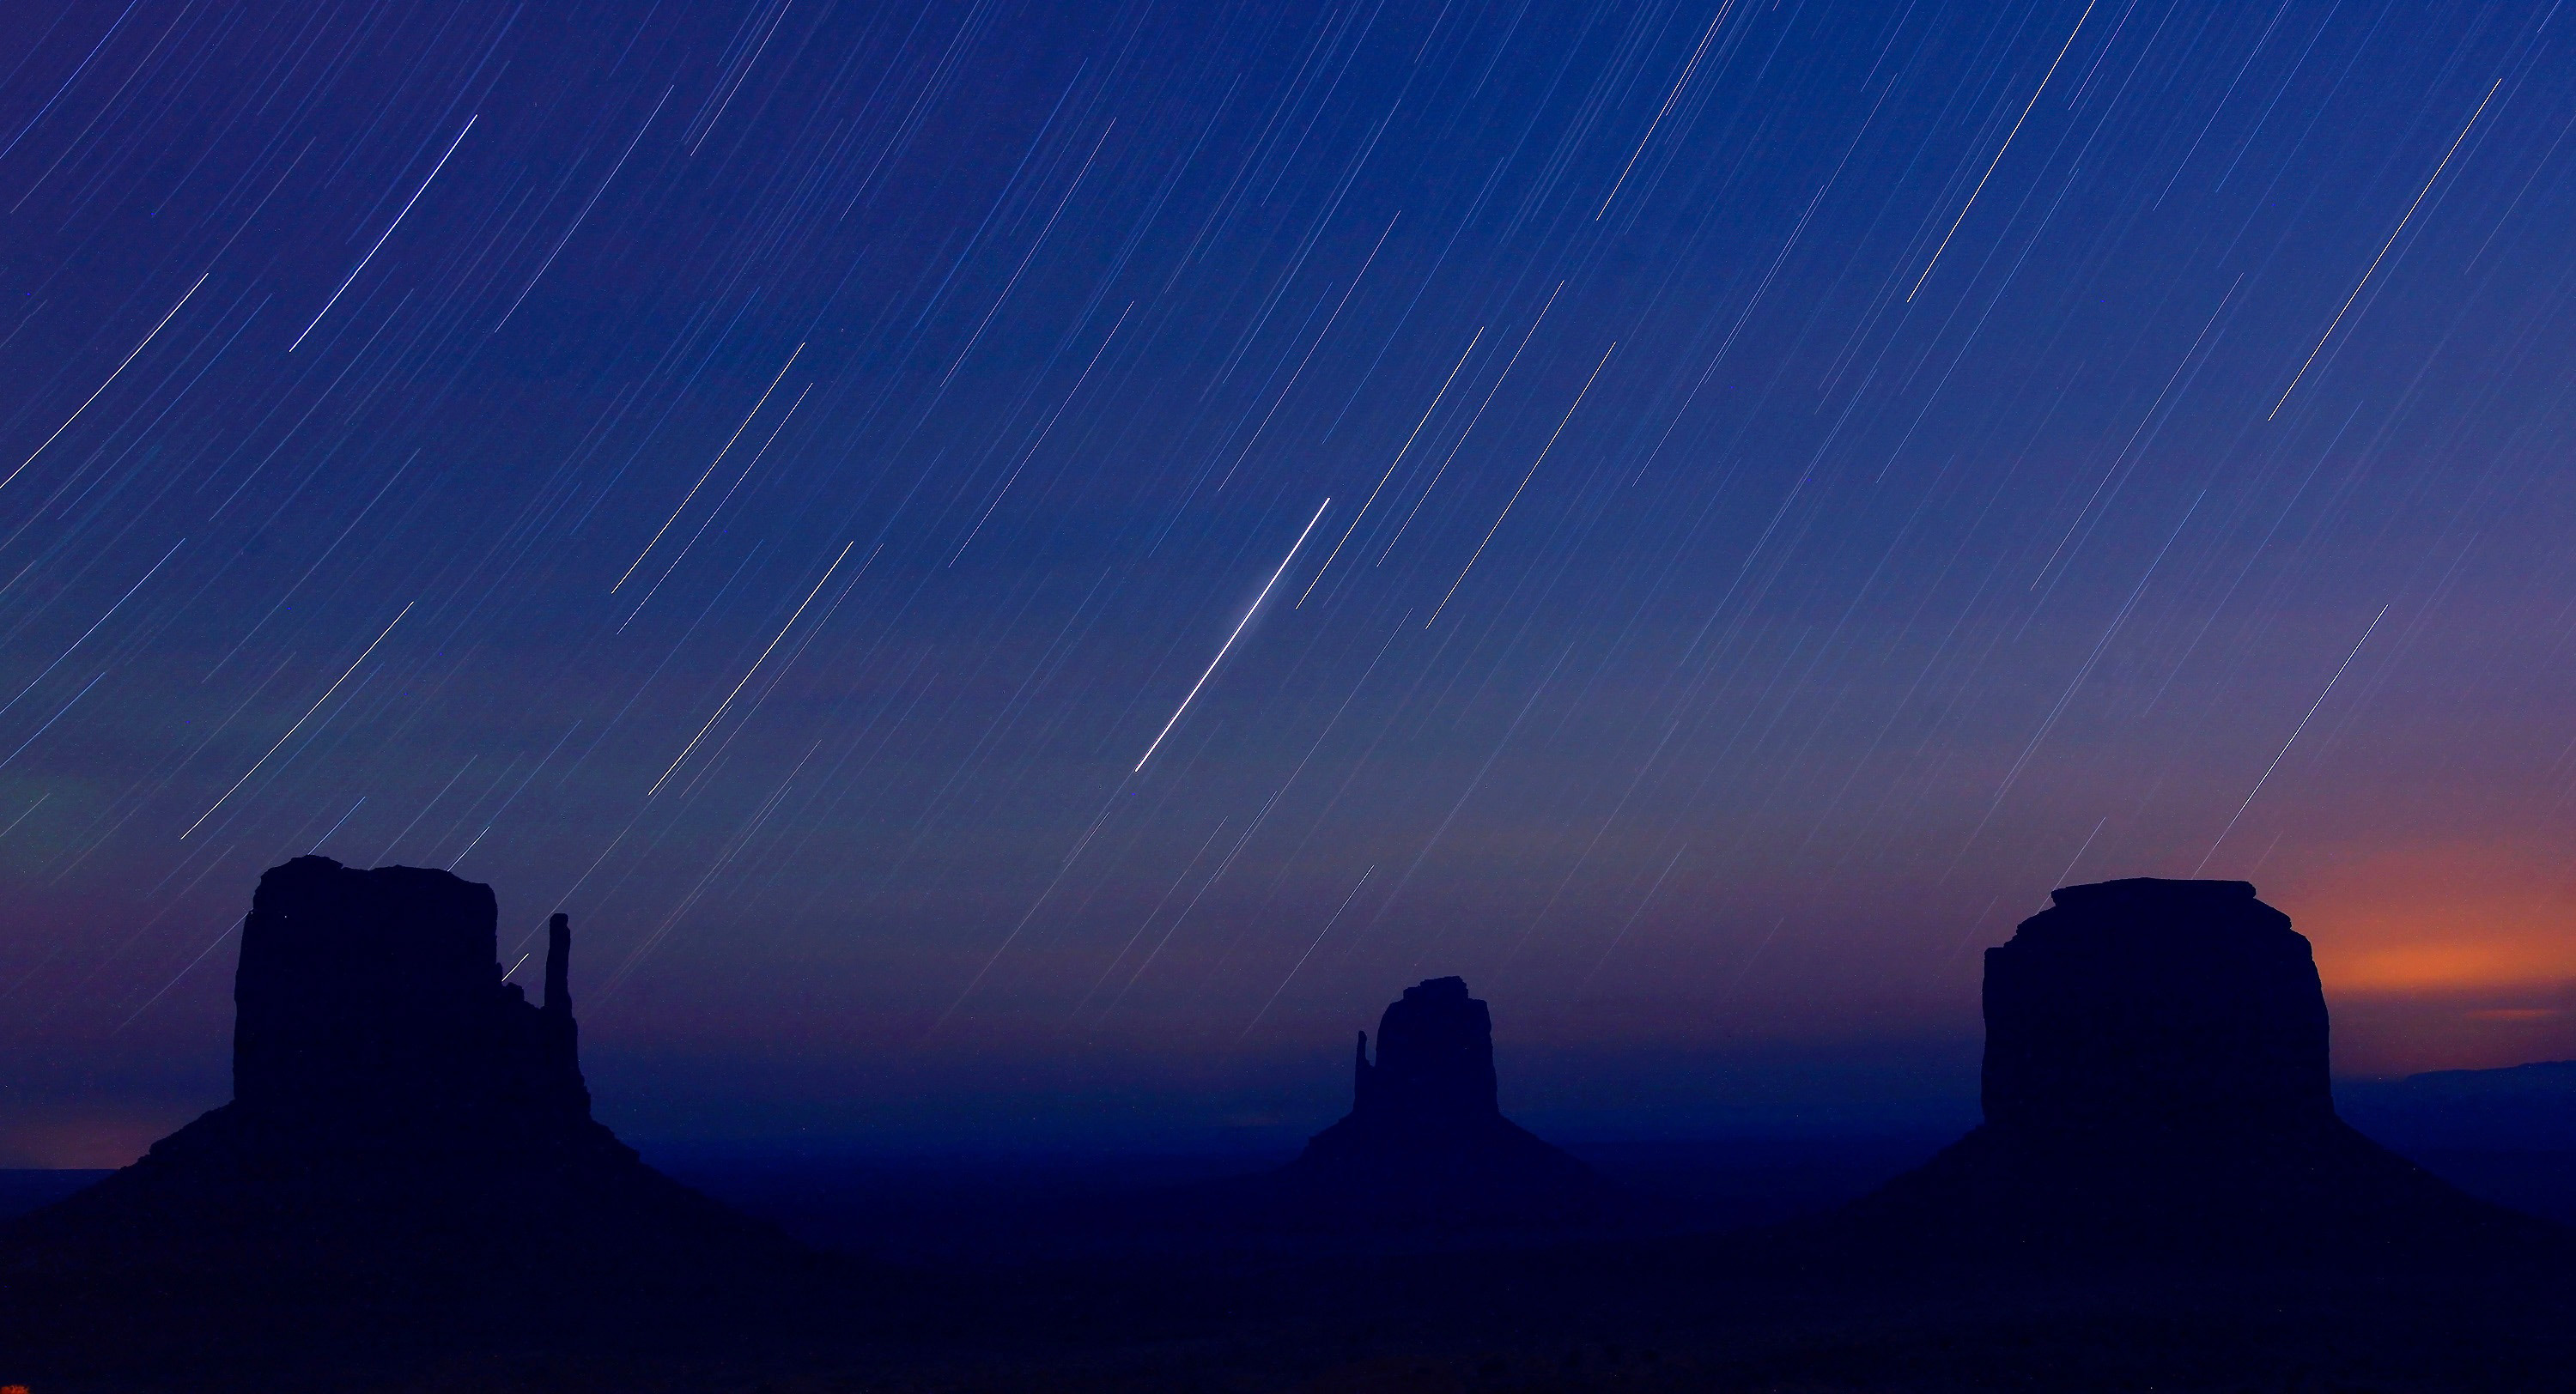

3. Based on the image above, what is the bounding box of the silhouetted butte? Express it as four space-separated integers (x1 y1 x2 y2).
1829 877 2555 1264
1269 977 1625 1228
0 856 809 1318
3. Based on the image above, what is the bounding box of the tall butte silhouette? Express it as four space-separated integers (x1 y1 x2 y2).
1828 877 2557 1264
1 856 811 1324
1267 976 1625 1227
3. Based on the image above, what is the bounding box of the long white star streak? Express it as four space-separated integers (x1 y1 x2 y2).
1377 282 1565 564
0 671 103 774
289 114 476 352
0 538 180 724
948 302 1135 565
646 542 856 797
619 382 812 632
1905 0 2094 301
0 0 143 167
1425 342 1615 627
1297 327 1481 608
1595 0 1730 220
180 603 412 839
2269 79 2500 419
1132 498 1329 773
0 794 49 841
310 796 365 853
1237 864 1372 1043
112 916 243 1035
492 86 673 334
1210 214 1399 496
3 274 205 491
2192 605 2388 874
610 343 804 594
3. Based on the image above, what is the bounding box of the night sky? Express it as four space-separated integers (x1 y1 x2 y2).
5 0 2575 1166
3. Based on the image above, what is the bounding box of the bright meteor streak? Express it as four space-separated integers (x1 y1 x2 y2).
1133 498 1329 773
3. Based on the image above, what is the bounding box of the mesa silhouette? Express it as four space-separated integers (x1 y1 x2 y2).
1259 976 1628 1229
0 856 809 1315
1826 876 2557 1265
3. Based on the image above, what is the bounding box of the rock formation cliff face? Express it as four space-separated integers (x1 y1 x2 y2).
1838 877 2548 1264
1 857 803 1307
1278 978 1623 1227
1980 878 2331 1141
1348 977 1502 1128
230 858 591 1137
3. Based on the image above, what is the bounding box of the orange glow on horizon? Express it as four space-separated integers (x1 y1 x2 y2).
2276 839 2576 996
2261 840 2576 1074
2325 940 2568 993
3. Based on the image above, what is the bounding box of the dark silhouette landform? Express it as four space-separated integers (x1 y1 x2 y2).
2343 1057 2576 1149
1261 976 1628 1228
0 856 807 1319
2336 1057 2576 1228
1828 876 2556 1265
10 869 2575 1392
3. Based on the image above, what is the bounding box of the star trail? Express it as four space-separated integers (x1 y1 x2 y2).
3 0 2574 1161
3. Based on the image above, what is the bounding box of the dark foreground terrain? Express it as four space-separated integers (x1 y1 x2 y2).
6 1136 2573 1394
9 1234 2576 1393
364 1268 2574 1394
